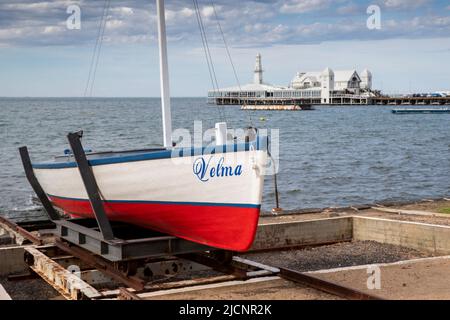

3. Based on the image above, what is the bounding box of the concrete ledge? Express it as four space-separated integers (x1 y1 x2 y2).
0 284 12 300
0 246 30 276
252 217 353 251
252 215 450 254
353 216 450 255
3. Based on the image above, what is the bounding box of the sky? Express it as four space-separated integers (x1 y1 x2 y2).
0 0 449 97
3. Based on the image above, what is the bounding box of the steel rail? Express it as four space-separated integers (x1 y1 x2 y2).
55 238 146 291
0 215 43 245
279 267 384 300
181 253 384 300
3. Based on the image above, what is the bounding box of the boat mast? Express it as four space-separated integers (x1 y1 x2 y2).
156 0 172 148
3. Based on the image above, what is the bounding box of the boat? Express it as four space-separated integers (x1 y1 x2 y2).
25 0 268 252
392 108 450 114
241 104 314 111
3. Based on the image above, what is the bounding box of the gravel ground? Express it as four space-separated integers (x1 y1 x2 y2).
240 241 435 272
0 277 62 300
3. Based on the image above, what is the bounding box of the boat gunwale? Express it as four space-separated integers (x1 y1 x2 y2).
32 136 268 170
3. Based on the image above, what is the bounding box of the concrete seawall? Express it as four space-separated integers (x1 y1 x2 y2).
353 217 450 255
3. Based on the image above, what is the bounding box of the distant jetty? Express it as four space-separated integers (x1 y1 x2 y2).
392 108 450 114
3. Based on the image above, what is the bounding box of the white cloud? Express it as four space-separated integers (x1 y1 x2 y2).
337 3 361 15
43 26 64 34
0 0 448 48
106 20 125 30
180 8 195 18
2 1 72 11
279 0 331 14
201 6 215 19
382 0 430 9
111 7 134 16
166 7 196 24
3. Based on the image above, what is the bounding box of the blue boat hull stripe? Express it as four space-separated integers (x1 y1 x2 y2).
48 194 261 209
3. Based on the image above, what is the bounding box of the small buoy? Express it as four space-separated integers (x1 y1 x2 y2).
259 117 266 122
271 207 283 216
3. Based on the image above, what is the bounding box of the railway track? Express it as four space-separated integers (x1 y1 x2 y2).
1 215 384 300
20 241 384 300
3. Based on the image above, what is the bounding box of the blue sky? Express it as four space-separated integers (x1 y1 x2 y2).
0 0 449 97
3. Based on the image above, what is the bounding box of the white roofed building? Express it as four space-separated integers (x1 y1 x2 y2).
291 69 369 92
334 70 362 91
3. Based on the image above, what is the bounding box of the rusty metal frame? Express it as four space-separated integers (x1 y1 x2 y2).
54 238 209 291
23 246 102 300
55 238 148 291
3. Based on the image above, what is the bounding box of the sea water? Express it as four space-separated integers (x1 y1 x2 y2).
0 97 449 220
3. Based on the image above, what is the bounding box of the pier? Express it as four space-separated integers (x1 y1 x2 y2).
372 96 450 106
208 54 450 107
210 95 450 107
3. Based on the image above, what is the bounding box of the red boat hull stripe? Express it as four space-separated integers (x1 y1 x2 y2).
49 195 260 252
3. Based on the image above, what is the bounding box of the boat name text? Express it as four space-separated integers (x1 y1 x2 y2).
193 156 243 182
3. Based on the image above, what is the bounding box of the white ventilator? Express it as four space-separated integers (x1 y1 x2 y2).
215 122 227 146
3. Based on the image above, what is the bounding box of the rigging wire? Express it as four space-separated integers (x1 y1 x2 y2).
208 0 254 127
192 1 216 94
84 0 111 97
89 0 111 97
192 0 226 123
83 0 108 97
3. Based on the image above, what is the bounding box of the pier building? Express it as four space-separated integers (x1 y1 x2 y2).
208 54 376 106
